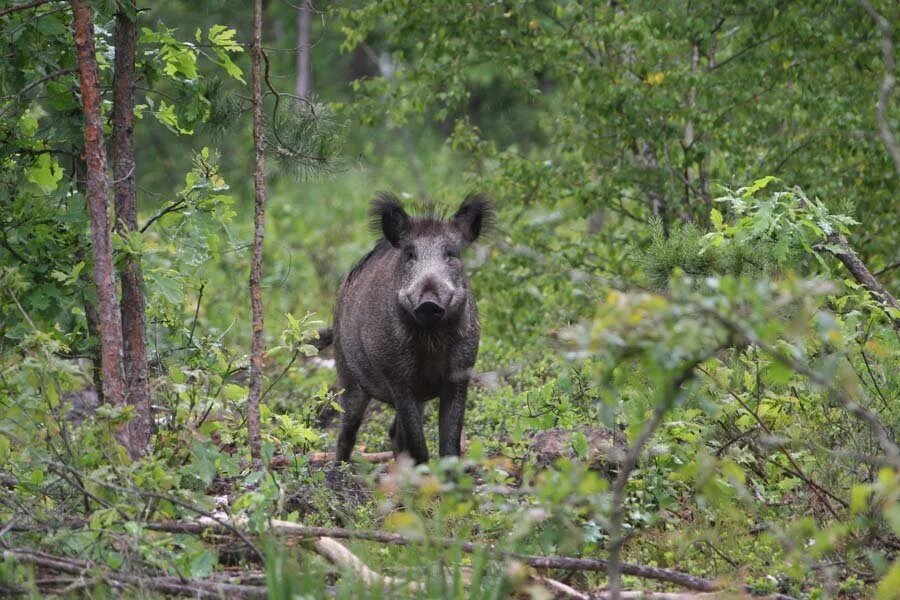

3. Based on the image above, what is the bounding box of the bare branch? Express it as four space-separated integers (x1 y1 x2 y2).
0 0 56 18
0 68 75 101
818 231 900 329
139 197 187 233
859 0 900 175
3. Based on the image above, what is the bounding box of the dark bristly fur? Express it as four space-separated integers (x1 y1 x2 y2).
321 193 493 468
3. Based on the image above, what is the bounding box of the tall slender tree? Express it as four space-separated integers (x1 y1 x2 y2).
247 0 266 465
113 0 152 457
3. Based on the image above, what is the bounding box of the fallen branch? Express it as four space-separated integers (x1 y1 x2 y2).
531 574 589 599
819 231 900 328
592 593 794 600
2 548 267 599
270 450 394 469
312 536 422 593
147 518 721 592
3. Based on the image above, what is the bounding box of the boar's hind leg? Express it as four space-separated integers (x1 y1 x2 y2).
439 383 468 457
335 384 370 462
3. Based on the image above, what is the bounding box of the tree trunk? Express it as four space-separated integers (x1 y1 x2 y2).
295 1 312 97
680 40 700 223
71 1 127 419
113 1 152 458
248 0 266 465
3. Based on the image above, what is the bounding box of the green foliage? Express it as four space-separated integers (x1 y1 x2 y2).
1 1 899 598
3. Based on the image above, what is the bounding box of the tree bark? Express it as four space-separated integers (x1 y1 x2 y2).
247 0 266 465
71 1 127 419
113 1 151 459
295 1 312 97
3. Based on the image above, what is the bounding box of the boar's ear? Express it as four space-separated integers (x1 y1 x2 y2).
453 193 494 244
371 192 409 247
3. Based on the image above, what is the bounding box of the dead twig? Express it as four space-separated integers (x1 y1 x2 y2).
2 548 267 599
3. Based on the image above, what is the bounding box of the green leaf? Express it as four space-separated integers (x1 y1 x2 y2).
710 207 723 231
876 561 900 600
740 176 777 197
26 153 64 193
849 484 869 515
189 550 216 578
223 383 247 401
571 430 589 459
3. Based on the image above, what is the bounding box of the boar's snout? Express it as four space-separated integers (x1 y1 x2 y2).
400 275 457 327
414 300 446 325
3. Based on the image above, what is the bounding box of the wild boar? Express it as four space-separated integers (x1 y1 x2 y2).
320 193 492 466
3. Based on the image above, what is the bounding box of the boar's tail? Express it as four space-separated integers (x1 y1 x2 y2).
312 327 334 351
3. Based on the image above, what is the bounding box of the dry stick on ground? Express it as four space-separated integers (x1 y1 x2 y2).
113 0 152 459
531 574 589 599
270 451 394 469
312 536 422 593
2 548 267 599
71 1 128 424
247 0 266 466
147 519 722 593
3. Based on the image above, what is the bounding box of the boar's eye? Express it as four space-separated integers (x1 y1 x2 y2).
444 249 460 261
404 246 416 261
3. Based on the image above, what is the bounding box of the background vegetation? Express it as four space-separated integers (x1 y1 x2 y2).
1 0 898 598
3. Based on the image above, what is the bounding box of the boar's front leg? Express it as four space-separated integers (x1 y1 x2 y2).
394 395 429 464
335 383 370 462
439 382 468 457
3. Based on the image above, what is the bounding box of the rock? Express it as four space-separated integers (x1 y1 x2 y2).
527 426 626 477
